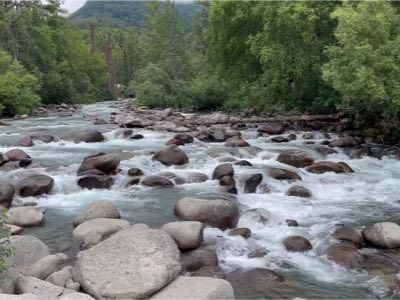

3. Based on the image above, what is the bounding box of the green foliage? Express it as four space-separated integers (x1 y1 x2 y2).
323 1 400 120
0 210 13 273
0 51 41 116
0 0 111 114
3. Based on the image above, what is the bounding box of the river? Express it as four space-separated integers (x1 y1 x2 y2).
1 101 400 299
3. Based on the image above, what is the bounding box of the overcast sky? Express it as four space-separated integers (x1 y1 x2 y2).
62 0 86 14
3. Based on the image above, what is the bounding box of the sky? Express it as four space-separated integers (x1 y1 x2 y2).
62 0 86 14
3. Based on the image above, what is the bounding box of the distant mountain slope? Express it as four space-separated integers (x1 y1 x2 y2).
69 0 203 27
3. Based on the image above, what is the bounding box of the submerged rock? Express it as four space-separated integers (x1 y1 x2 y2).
74 225 181 299
73 200 121 227
150 276 234 299
174 197 239 229
324 243 364 268
191 266 225 279
228 228 252 239
17 175 54 197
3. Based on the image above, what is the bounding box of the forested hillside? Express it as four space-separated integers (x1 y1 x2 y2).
69 0 203 27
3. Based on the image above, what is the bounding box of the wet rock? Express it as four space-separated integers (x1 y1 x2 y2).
0 161 19 171
324 243 364 268
62 129 105 143
151 276 234 299
286 185 312 198
315 146 337 156
0 235 50 293
234 160 252 166
161 221 203 251
244 173 262 193
219 175 235 187
78 175 114 190
185 172 208 183
286 219 298 227
225 137 250 147
130 134 144 140
0 182 15 207
141 175 174 188
127 168 144 177
277 150 314 168
271 136 289 143
173 133 194 144
210 130 226 142
74 225 181 299
287 133 297 141
126 178 140 186
77 169 105 177
212 163 234 180
73 200 121 227
247 247 269 258
166 138 184 146
19 159 32 168
241 208 270 226
30 134 55 143
114 129 133 138
306 161 354 174
25 253 69 280
6 207 44 227
153 145 189 166
191 266 225 279
332 225 362 247
269 168 302 181
362 222 400 249
329 136 361 148
181 248 218 272
19 136 34 147
257 122 285 134
282 236 312 252
229 268 286 294
5 149 30 161
17 174 54 197
350 147 371 159
78 153 120 174
73 218 130 249
228 228 251 239
175 197 239 229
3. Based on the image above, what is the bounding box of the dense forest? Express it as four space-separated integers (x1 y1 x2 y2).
0 0 399 134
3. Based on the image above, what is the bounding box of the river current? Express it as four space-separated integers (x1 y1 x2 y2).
1 102 400 299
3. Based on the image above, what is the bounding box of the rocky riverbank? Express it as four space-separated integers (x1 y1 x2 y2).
0 100 400 299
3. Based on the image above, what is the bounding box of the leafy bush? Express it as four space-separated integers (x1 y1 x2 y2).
0 210 12 272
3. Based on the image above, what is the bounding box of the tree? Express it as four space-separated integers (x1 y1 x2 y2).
323 1 400 122
249 1 339 113
0 51 40 116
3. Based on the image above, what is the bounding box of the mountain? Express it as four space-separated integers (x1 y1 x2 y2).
68 0 203 27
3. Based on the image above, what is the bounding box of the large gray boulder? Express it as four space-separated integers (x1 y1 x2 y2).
24 253 69 280
151 277 234 299
0 182 15 207
73 200 120 227
277 150 314 168
174 197 239 229
5 149 30 161
6 207 44 227
17 175 54 197
282 236 313 252
331 225 362 247
46 266 74 288
0 236 50 293
257 122 285 134
362 222 400 249
77 153 120 174
73 225 181 299
181 249 219 272
62 129 104 143
0 294 41 300
161 221 203 251
73 218 130 249
269 168 301 181
153 145 189 166
324 244 364 268
212 163 234 180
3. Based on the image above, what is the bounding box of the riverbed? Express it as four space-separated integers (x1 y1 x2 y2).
1 101 400 299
